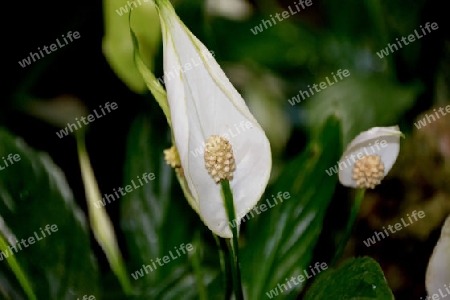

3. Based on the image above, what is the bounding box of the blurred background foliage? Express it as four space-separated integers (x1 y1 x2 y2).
2 0 449 299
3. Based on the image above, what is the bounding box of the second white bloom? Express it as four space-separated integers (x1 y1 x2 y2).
338 126 403 189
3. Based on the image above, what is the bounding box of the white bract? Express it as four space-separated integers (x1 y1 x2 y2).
155 0 271 238
338 126 403 189
426 215 450 296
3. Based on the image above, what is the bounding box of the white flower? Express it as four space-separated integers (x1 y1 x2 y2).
155 0 271 238
338 126 403 189
426 215 450 296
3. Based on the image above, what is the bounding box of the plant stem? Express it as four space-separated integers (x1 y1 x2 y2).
331 188 366 267
215 235 233 300
220 180 244 300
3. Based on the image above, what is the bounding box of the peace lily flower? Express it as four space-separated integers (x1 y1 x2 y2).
426 215 450 296
338 126 403 189
155 0 271 238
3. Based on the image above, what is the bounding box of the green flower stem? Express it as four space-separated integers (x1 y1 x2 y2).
220 180 244 300
0 233 37 300
331 188 366 267
215 235 233 300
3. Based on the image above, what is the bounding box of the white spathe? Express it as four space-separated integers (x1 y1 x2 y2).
156 0 271 238
338 126 403 188
426 215 450 296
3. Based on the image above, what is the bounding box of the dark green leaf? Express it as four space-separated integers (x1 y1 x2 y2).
304 257 394 300
241 116 341 299
0 128 99 299
120 111 220 298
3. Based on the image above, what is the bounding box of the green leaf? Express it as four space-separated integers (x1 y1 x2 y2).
76 132 132 294
304 257 394 300
241 116 341 299
120 110 219 298
0 128 99 299
0 233 36 300
102 0 161 93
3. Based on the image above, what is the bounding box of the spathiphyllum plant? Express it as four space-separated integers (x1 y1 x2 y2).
152 0 272 239
2 0 441 298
